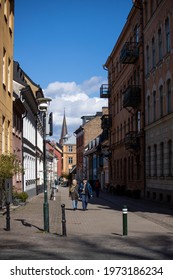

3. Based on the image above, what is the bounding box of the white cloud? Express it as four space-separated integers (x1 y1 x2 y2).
80 76 107 95
44 76 108 142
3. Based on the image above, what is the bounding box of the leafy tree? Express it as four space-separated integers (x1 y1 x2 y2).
0 154 19 179
0 153 23 208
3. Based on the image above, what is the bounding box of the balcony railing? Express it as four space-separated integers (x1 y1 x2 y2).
124 131 140 151
120 42 139 64
123 85 141 108
101 114 112 130
100 84 111 98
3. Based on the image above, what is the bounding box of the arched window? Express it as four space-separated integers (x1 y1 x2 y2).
146 45 150 74
159 85 163 117
158 28 162 61
148 146 151 176
165 17 170 53
154 144 157 176
167 79 172 113
160 142 164 176
147 95 150 124
153 90 156 121
152 37 156 68
168 140 172 176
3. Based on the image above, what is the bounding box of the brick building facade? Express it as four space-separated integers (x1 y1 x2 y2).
144 0 173 203
75 109 107 181
101 3 145 196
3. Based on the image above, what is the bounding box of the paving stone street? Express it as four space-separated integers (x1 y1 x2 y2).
0 186 173 259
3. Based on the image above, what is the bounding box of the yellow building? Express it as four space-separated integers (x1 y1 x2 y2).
62 134 76 176
0 0 14 154
59 111 76 178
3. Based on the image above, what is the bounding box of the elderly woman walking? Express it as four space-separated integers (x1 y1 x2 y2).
69 179 79 210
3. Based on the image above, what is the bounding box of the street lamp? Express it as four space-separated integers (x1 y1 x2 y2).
37 97 52 232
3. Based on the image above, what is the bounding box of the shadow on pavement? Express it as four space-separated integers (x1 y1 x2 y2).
15 219 44 232
89 191 173 220
0 232 173 260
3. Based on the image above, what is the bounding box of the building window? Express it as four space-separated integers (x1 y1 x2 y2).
9 4 13 35
137 111 141 132
4 0 7 21
148 146 151 177
124 121 126 136
3 48 6 87
68 145 73 152
117 160 119 179
128 157 130 180
114 160 116 180
158 28 162 61
120 124 122 141
68 157 73 164
152 37 156 68
131 116 133 131
145 0 148 23
154 144 157 176
165 17 170 53
117 93 119 113
120 159 123 180
128 118 130 132
120 90 123 110
153 91 156 121
146 45 150 74
117 126 119 142
137 67 140 85
131 156 134 180
2 116 5 152
167 79 172 113
136 155 140 180
8 58 11 94
150 0 154 16
134 70 137 85
159 85 163 117
160 142 164 176
134 25 139 43
7 120 10 152
147 95 150 124
168 140 172 176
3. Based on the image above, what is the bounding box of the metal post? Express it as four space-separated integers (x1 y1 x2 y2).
43 111 49 232
122 205 128 235
6 201 10 231
61 204 67 236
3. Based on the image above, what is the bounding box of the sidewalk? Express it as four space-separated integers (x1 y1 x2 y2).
0 186 173 259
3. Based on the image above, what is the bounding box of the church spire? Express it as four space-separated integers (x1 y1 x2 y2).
59 108 68 145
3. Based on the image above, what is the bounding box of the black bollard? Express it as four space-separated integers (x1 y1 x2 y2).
6 201 10 231
122 205 128 235
61 203 67 236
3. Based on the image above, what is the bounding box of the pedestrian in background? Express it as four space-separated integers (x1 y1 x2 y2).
95 179 101 197
79 178 93 211
69 179 79 210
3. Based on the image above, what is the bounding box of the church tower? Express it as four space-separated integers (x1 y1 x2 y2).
59 109 68 145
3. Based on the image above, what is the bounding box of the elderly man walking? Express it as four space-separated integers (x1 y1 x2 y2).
79 178 93 211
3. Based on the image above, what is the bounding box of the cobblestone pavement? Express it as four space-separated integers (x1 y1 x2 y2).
0 186 173 260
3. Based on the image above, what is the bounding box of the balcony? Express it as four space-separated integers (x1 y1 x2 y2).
101 114 112 130
120 42 139 64
100 130 109 143
123 85 141 108
124 131 140 151
100 84 111 98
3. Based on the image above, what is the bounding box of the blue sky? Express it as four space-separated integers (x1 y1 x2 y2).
14 0 133 141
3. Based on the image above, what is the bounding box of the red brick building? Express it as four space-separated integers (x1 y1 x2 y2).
144 0 173 203
101 2 145 197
